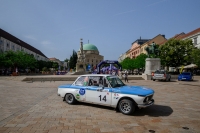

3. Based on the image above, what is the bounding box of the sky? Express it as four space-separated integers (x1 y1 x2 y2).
0 0 200 61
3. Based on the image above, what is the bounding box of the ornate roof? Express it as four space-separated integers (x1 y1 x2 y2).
83 44 98 51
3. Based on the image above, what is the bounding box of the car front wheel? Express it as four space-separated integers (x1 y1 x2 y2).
118 99 135 115
65 93 76 104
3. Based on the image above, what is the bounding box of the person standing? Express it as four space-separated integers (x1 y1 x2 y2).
124 70 128 83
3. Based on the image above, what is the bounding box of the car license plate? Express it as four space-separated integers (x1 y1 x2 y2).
182 78 186 79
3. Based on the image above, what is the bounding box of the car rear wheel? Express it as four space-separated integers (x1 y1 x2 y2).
65 94 76 104
118 99 135 115
153 79 155 81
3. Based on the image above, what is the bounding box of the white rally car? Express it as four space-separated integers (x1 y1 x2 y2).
58 74 154 115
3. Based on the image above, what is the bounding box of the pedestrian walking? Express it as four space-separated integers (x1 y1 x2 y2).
124 70 128 83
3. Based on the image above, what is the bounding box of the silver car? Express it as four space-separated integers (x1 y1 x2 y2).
152 70 171 81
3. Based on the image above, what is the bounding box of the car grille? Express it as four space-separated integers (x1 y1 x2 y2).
143 95 153 103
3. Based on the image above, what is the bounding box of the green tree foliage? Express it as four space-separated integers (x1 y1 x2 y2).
0 51 56 72
120 54 147 73
36 60 53 71
120 57 135 71
52 62 59 69
64 58 69 62
0 51 37 69
134 53 148 69
191 48 200 67
159 39 194 67
69 50 77 69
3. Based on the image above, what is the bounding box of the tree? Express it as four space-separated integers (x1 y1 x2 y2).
0 51 37 69
159 39 194 68
191 48 200 67
120 57 135 71
64 58 69 62
134 53 148 70
69 50 77 70
52 62 59 70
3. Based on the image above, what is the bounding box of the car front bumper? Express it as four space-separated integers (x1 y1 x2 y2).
138 99 154 108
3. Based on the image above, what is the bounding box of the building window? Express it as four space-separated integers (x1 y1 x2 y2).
194 38 197 45
7 43 9 47
12 45 15 50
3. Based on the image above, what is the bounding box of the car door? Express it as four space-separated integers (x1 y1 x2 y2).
85 76 111 105
73 76 87 101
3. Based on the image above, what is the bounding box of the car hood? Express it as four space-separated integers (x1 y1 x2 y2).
118 85 154 96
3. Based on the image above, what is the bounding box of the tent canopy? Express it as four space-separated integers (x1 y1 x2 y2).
178 64 197 69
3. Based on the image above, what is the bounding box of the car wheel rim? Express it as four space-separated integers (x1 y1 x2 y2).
67 94 73 103
120 101 131 113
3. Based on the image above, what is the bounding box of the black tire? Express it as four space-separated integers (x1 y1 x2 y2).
168 78 171 81
153 79 155 81
118 99 135 115
65 94 76 104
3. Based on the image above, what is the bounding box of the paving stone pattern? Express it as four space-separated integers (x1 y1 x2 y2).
0 76 200 133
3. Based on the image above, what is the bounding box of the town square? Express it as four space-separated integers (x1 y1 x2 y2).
0 75 200 133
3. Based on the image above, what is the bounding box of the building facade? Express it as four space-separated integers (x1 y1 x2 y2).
77 43 104 68
0 28 48 61
118 53 127 62
126 38 149 59
180 27 200 49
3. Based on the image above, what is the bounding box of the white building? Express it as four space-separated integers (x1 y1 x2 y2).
0 28 48 61
118 53 126 63
181 27 200 49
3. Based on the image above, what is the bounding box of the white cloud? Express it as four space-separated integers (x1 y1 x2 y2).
40 40 56 51
40 40 52 45
24 35 37 40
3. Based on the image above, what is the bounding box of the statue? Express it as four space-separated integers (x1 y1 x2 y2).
145 42 159 58
143 42 161 78
78 38 85 63
75 38 87 73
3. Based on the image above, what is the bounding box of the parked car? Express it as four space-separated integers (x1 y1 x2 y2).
178 72 194 81
152 70 171 81
58 74 155 115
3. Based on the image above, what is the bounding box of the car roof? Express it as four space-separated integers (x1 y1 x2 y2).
181 72 191 74
79 74 118 77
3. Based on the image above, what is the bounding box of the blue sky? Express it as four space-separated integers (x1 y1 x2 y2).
0 0 200 61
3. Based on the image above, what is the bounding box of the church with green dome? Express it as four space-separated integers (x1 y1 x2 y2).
77 40 104 70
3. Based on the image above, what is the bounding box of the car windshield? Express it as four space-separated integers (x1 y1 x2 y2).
181 72 191 75
106 76 125 88
155 70 165 74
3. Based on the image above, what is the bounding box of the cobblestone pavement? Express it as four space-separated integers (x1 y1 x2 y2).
0 77 200 133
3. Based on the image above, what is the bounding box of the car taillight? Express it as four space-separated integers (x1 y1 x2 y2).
152 72 154 76
164 74 166 77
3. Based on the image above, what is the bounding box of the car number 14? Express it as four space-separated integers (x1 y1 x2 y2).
99 95 107 102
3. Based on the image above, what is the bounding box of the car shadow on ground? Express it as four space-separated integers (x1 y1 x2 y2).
75 102 173 117
152 80 177 82
134 104 173 117
178 79 199 82
75 102 114 110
